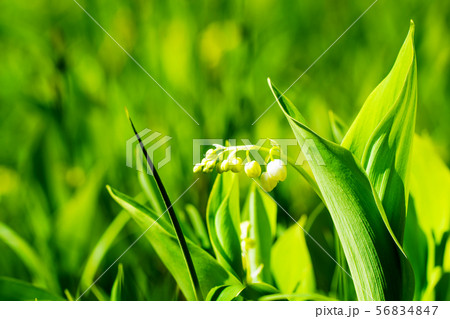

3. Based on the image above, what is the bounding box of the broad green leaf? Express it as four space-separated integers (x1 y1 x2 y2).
206 173 243 279
79 209 131 299
404 195 428 299
205 283 279 301
205 284 245 301
107 186 240 300
333 232 356 301
269 80 414 300
0 277 64 301
0 222 58 292
110 264 124 301
342 22 417 242
245 183 276 284
405 134 450 299
409 134 450 244
271 215 315 295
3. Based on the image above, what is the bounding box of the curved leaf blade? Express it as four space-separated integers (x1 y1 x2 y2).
245 183 276 284
107 186 240 300
271 215 315 294
269 80 414 301
342 22 417 241
206 173 243 279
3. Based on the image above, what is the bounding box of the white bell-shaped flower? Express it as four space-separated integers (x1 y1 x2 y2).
266 159 287 182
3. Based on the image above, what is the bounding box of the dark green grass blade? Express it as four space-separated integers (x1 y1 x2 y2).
126 109 202 300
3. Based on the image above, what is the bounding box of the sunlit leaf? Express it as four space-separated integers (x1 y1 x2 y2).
110 264 124 301
269 79 414 301
205 284 245 301
206 173 243 279
409 134 450 244
107 186 240 301
244 183 276 284
271 215 315 295
342 22 417 242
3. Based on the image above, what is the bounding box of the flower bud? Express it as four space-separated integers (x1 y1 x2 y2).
260 172 278 192
244 161 261 178
218 160 229 172
267 159 287 181
215 162 224 174
193 163 203 173
205 149 214 157
230 157 243 173
203 160 216 172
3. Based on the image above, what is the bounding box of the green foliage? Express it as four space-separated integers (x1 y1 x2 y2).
110 264 124 301
271 215 315 296
342 21 417 242
206 173 243 279
0 277 64 301
0 0 449 301
245 184 277 284
107 185 240 300
269 79 414 300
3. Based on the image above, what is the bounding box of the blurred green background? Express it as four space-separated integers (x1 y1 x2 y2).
0 0 449 300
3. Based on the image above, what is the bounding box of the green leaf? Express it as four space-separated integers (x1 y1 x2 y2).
0 222 58 292
409 134 450 244
185 204 211 250
206 283 280 301
245 183 276 284
269 79 414 300
405 134 450 299
137 152 166 215
79 209 131 300
110 264 124 301
404 195 428 298
206 173 243 279
127 112 202 300
0 277 64 301
107 186 240 301
342 21 417 242
205 284 245 301
271 215 315 295
240 283 280 300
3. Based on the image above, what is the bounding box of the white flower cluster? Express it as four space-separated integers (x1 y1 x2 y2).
193 145 287 192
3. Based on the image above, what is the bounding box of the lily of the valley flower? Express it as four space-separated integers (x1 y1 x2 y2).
260 171 278 192
266 159 287 181
244 160 261 178
193 143 287 192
